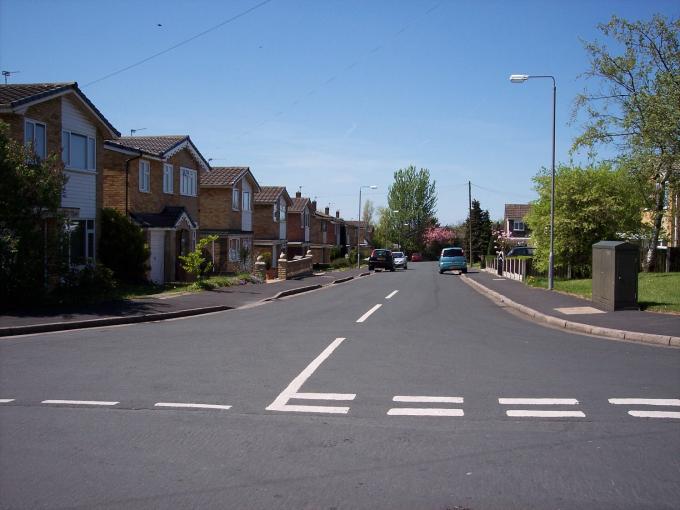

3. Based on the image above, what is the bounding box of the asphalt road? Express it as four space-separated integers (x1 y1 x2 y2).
1 262 679 509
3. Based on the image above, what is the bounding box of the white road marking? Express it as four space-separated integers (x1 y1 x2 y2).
387 408 464 417
0 399 15 403
492 278 506 281
291 392 356 400
154 403 232 410
385 290 399 299
356 304 382 323
555 306 606 315
609 398 680 406
628 410 680 419
42 400 119 406
266 337 352 414
506 410 586 418
393 396 464 404
499 398 579 405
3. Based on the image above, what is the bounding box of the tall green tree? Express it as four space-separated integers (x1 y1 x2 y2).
573 14 680 271
0 121 67 304
526 162 645 278
362 199 375 226
385 165 437 253
463 199 492 263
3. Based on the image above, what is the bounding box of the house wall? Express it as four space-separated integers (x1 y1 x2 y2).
287 212 304 242
199 188 241 230
253 203 277 239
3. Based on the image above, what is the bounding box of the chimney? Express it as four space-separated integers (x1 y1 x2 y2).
295 191 301 198
325 206 330 215
336 210 340 218
311 200 317 211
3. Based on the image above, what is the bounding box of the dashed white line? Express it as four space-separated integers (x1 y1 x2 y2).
387 408 464 417
154 402 232 410
0 399 15 404
42 400 119 406
393 396 464 404
291 392 356 401
506 410 586 418
628 410 680 419
266 337 352 414
608 398 680 406
385 290 399 300
499 398 579 405
356 304 382 323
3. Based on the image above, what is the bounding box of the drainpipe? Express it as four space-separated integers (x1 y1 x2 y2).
124 153 142 216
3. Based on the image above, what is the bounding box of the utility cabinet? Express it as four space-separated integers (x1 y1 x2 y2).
592 241 639 311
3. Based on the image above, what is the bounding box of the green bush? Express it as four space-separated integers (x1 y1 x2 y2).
331 257 350 269
53 263 116 303
99 208 149 283
179 235 218 288
261 251 272 270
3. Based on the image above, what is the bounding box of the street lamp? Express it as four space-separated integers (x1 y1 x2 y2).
358 185 377 268
510 73 556 290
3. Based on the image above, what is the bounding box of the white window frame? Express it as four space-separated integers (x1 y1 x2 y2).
513 220 525 232
232 188 240 211
180 167 197 197
163 163 174 194
139 160 151 193
25 119 47 160
62 130 96 171
242 190 251 212
229 238 240 262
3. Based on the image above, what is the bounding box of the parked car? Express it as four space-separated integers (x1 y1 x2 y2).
368 249 395 271
410 252 423 262
506 246 535 257
439 247 467 274
392 251 408 270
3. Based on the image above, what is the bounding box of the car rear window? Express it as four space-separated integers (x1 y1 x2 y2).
442 248 463 257
372 250 389 257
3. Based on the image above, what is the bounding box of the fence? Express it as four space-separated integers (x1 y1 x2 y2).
484 255 532 282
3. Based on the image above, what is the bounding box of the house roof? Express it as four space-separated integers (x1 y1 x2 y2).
314 209 334 220
105 135 210 171
130 206 197 229
344 220 367 228
504 204 532 220
254 186 292 206
0 82 120 137
289 196 310 213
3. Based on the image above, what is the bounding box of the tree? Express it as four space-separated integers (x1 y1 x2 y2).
526 162 645 278
573 14 680 271
179 235 219 288
99 208 149 283
385 165 438 253
463 199 492 263
423 226 456 258
362 199 375 227
0 120 67 304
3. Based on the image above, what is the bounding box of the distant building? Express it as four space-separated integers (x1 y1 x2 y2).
503 204 532 245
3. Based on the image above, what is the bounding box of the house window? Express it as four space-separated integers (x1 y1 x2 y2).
280 200 286 222
242 191 251 212
180 167 197 196
321 221 327 232
62 131 96 170
232 188 240 211
25 120 47 160
513 221 525 232
229 238 240 262
139 160 150 193
163 164 174 194
303 209 310 228
273 201 279 222
66 219 95 265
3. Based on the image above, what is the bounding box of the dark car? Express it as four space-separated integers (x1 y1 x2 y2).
506 246 535 257
368 249 395 271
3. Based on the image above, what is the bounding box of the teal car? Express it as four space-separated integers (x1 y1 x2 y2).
439 247 467 274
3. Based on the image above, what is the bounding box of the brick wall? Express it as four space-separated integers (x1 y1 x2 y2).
287 212 304 241
200 188 241 230
253 203 277 239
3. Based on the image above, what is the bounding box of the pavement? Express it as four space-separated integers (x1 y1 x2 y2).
462 268 680 347
2 265 679 347
0 268 370 337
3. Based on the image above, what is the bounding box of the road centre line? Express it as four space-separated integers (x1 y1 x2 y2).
506 410 586 418
628 410 680 419
154 402 232 410
499 398 579 405
266 337 351 414
42 400 119 406
356 304 382 323
393 396 464 404
385 290 399 299
608 398 680 406
0 399 15 403
388 408 464 417
291 392 355 400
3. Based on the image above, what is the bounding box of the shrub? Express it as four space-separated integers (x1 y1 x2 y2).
261 251 272 270
52 263 116 303
179 235 218 287
99 208 149 283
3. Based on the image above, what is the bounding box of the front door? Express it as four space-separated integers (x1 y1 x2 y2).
149 230 165 284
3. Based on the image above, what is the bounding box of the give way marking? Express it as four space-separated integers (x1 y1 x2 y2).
266 337 356 414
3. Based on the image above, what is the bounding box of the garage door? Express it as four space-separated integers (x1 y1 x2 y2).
149 231 165 284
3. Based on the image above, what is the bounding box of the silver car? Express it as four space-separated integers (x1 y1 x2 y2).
392 251 408 270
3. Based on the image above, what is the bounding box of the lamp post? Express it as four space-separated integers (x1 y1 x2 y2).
510 74 556 290
358 185 377 268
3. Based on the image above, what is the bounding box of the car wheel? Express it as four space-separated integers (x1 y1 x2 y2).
462 267 467 273
368 265 374 271
439 269 444 274
390 266 395 272
404 265 407 270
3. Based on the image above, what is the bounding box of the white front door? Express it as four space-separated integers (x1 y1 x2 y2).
149 230 165 284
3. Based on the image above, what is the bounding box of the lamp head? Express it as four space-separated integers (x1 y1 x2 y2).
510 74 529 83
369 185 377 190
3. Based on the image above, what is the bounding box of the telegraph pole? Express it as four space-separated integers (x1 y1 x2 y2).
468 181 473 265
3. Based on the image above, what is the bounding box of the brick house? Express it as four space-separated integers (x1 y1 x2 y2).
199 167 260 273
287 191 312 258
504 204 532 246
345 220 372 252
253 186 293 268
310 206 338 264
0 82 120 265
102 135 210 284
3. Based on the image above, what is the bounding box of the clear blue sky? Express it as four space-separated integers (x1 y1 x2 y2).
2 0 677 223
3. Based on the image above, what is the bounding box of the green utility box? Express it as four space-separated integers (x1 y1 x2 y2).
592 241 639 311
